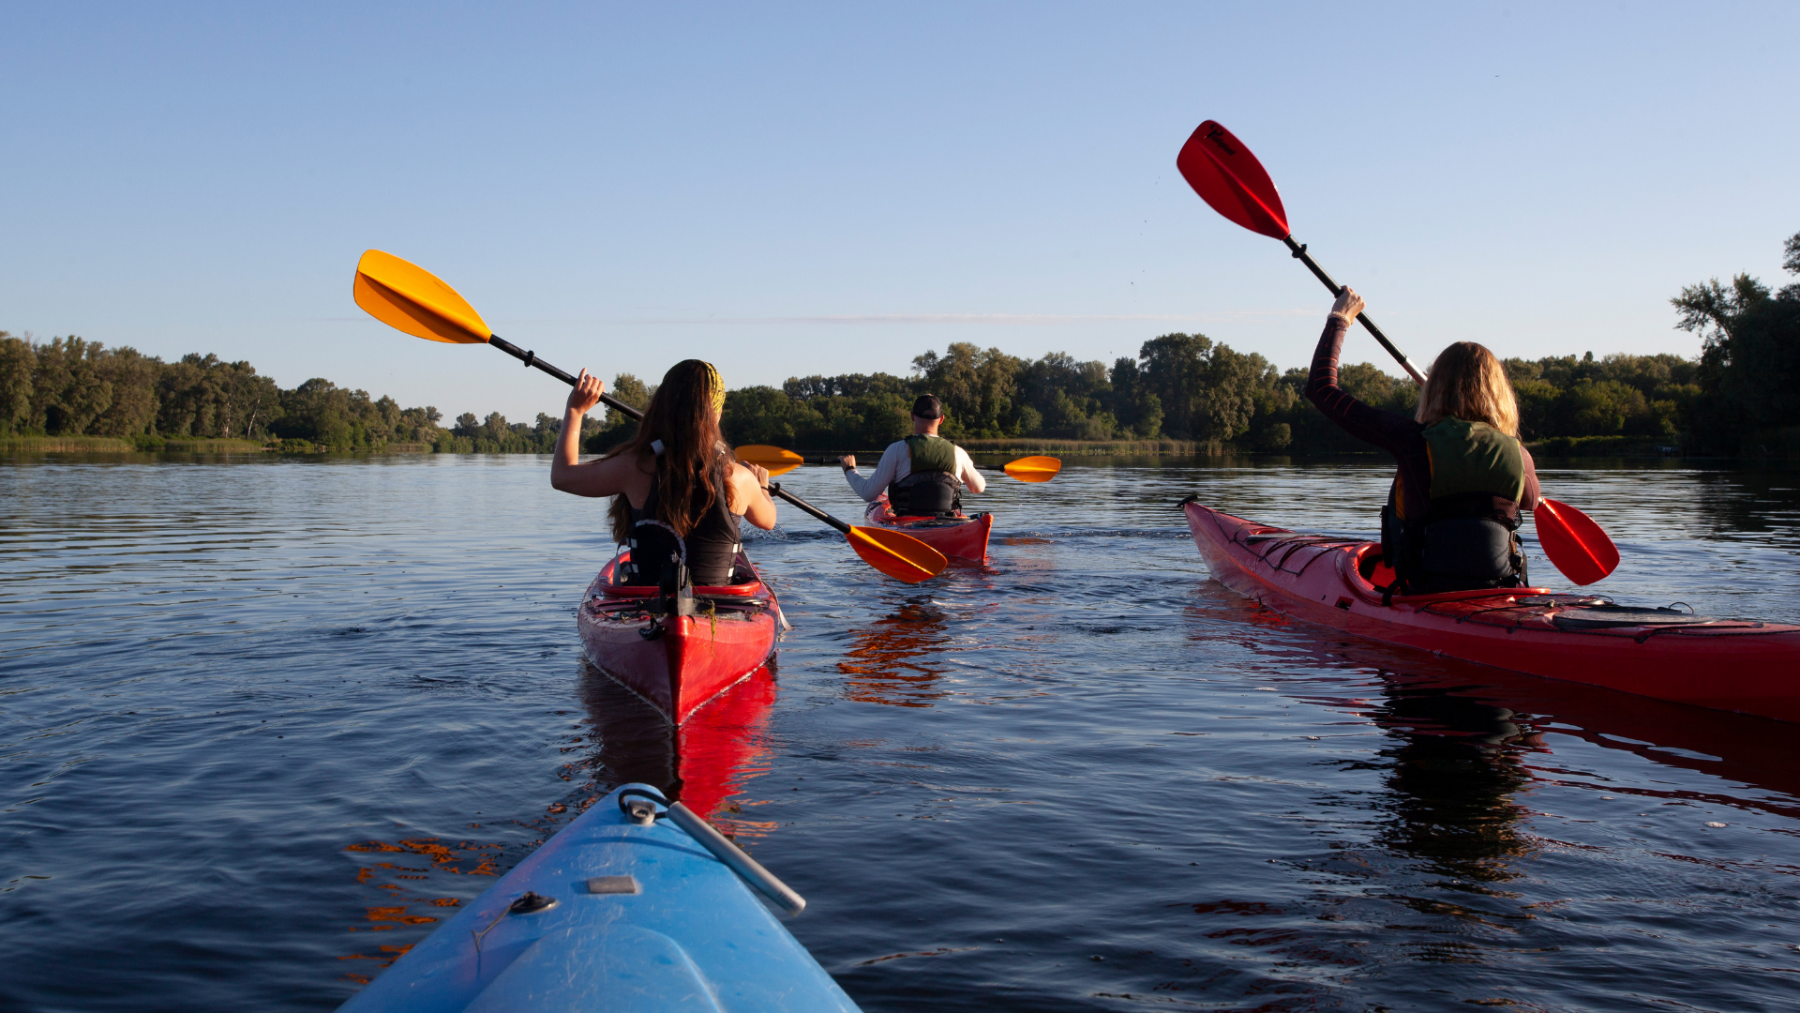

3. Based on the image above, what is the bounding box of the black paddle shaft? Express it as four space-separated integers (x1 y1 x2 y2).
487 334 645 420
485 338 869 545
1280 236 1426 386
766 483 851 534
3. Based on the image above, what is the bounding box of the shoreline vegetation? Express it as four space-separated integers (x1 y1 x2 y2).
5 232 1795 460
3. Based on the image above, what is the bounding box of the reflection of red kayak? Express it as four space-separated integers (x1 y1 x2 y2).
1183 499 1800 723
866 502 993 562
578 552 779 725
582 664 779 824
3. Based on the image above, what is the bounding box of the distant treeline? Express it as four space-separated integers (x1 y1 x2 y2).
6 231 1796 456
0 334 598 452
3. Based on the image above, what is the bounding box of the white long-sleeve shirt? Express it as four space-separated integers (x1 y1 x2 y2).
843 439 987 502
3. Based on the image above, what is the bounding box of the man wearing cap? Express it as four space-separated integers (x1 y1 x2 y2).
838 394 987 519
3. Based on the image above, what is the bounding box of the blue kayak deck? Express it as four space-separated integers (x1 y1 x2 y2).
338 785 860 1013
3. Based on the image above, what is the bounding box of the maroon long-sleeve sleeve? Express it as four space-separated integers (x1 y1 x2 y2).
1304 316 1538 519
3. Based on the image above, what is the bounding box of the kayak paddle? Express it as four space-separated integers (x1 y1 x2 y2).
1175 120 1620 585
1533 498 1619 585
353 250 949 584
994 455 1060 482
765 482 948 584
1176 121 1426 386
734 445 1061 483
732 445 805 477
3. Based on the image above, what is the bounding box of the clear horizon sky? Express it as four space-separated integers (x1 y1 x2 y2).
4 2 1797 424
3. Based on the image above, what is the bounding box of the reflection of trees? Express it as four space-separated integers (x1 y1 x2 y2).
837 600 953 708
1690 469 1800 544
578 663 778 831
1363 681 1537 887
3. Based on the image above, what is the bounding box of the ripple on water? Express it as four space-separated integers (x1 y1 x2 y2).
1 454 1798 1011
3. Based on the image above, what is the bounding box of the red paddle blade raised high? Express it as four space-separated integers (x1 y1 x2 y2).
1176 120 1290 240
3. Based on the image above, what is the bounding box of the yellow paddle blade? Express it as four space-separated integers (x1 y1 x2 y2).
1003 455 1061 483
846 526 947 584
735 444 805 477
353 249 493 345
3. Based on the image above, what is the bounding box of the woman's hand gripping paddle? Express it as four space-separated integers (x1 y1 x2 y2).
733 445 1061 483
1174 122 1621 585
353 250 948 583
1175 121 1426 386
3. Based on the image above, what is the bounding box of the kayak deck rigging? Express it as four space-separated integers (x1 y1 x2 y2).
1182 497 1800 723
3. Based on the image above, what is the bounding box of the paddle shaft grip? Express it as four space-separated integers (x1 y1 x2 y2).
1281 236 1426 386
767 483 851 534
666 801 806 916
487 334 644 420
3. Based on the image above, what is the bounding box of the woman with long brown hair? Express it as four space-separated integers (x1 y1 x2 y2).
1306 288 1541 594
549 359 775 586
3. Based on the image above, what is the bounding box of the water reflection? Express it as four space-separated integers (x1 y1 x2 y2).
1360 684 1536 887
837 598 954 708
578 664 780 831
1688 466 1800 545
1292 635 1800 817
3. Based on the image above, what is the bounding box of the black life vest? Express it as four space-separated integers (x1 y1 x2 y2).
886 434 963 517
1381 418 1529 595
621 450 742 587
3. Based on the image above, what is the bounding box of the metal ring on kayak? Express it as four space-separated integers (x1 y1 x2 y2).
617 786 669 826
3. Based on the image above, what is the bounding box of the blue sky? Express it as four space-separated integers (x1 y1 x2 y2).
3 2 1796 423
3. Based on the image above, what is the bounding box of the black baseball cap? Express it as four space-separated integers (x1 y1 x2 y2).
911 395 943 419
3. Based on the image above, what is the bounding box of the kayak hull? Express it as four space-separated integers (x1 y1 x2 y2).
336 784 860 1013
578 553 779 725
1183 500 1800 723
866 503 993 562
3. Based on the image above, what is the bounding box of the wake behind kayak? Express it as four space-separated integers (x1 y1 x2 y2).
1181 498 1800 723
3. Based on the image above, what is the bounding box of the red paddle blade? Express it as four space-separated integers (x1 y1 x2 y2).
1176 120 1290 240
1534 497 1620 586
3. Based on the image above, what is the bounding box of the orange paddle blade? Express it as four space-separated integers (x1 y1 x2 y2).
353 250 493 345
735 445 805 477
1535 497 1619 586
1003 456 1061 483
846 526 947 584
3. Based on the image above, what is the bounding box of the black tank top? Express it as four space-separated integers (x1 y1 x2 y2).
625 455 742 586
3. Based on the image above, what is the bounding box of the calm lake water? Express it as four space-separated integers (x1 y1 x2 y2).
3 453 1799 1012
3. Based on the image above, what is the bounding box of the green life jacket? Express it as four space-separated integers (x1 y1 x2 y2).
888 434 964 517
1381 418 1529 595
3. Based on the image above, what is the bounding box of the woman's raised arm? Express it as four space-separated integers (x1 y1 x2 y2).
550 370 629 498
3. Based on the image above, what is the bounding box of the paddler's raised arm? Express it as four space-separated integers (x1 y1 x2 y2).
550 369 635 498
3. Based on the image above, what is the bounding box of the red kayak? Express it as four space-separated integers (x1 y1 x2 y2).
866 501 994 562
1182 499 1800 723
578 552 781 725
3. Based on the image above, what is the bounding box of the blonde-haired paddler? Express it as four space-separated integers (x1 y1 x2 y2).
838 394 987 520
1307 288 1542 595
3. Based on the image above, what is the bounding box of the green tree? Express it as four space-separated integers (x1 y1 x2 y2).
911 343 1022 438
0 334 37 436
1673 231 1800 448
